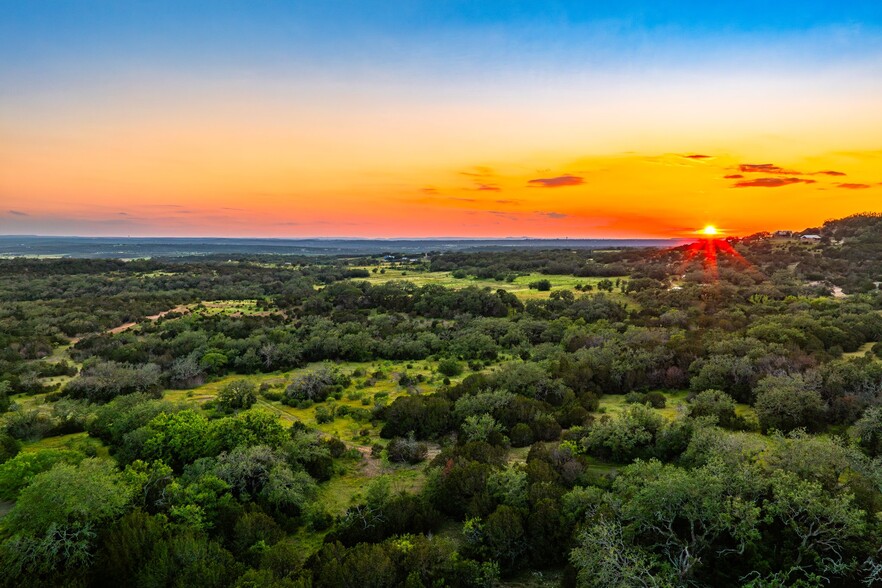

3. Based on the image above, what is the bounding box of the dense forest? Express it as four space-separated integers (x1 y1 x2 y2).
3 213 882 587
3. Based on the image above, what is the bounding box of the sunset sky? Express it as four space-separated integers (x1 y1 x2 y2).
2 1 882 238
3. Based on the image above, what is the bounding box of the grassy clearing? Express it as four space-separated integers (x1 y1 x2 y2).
21 431 110 458
844 341 876 359
165 359 468 446
317 460 427 515
596 389 757 422
189 299 278 317
352 268 627 300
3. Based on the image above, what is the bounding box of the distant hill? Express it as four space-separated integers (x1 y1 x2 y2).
0 235 682 258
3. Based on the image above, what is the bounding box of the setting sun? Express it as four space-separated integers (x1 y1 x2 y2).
701 225 719 236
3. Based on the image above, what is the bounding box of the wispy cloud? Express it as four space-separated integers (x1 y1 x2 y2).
814 170 846 176
474 183 500 192
7 210 28 216
838 183 871 189
733 177 816 188
460 166 495 178
536 211 568 219
723 174 744 179
528 174 584 188
684 154 712 160
739 163 802 174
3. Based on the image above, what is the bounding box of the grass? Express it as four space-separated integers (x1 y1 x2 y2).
317 460 427 516
596 389 757 422
22 432 110 458
352 267 628 300
165 359 473 446
844 342 876 359
189 299 278 317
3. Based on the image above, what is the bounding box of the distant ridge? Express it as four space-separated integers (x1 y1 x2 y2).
0 235 685 259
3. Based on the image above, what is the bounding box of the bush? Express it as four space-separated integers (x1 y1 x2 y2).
754 375 826 433
260 387 283 402
284 368 342 404
386 435 429 464
0 381 10 413
437 357 464 377
852 406 882 457
688 389 738 428
0 433 21 464
583 404 666 463
528 279 552 291
315 405 334 424
643 391 667 409
2 409 56 441
64 361 162 403
509 423 534 447
217 379 257 411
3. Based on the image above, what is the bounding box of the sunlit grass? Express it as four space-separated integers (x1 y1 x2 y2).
596 389 757 422
351 267 628 300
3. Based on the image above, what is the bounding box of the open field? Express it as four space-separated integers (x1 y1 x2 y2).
352 267 628 300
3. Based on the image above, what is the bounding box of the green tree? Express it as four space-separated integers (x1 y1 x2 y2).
852 406 882 457
216 379 258 412
1 458 135 582
754 375 826 433
614 459 763 582
688 389 739 428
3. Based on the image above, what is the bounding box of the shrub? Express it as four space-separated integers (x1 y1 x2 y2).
315 405 334 424
510 423 534 447
64 361 162 403
284 368 343 404
386 435 429 464
643 391 667 409
217 379 257 411
688 389 738 428
754 375 826 433
437 357 464 377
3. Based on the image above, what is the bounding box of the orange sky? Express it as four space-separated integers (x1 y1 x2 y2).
2 4 882 238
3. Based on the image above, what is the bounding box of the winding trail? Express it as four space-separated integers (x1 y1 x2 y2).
70 304 190 344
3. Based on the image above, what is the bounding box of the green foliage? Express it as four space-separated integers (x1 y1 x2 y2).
386 435 429 464
64 360 162 403
0 433 21 464
688 389 739 428
852 406 882 457
136 410 211 470
217 379 258 411
0 381 10 413
0 448 84 501
583 404 667 463
5 458 134 535
461 414 504 444
754 375 826 433
284 368 345 404
437 357 463 377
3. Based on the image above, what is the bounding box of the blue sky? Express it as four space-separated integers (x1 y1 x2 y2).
3 1 882 237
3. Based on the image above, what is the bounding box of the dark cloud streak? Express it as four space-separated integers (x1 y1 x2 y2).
528 174 584 188
733 177 816 188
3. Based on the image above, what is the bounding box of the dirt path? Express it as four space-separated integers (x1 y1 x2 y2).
832 286 846 298
70 304 190 344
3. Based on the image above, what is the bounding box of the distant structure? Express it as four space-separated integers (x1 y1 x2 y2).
800 234 822 242
774 230 793 237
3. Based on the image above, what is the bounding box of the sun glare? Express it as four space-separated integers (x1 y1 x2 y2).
701 225 718 236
